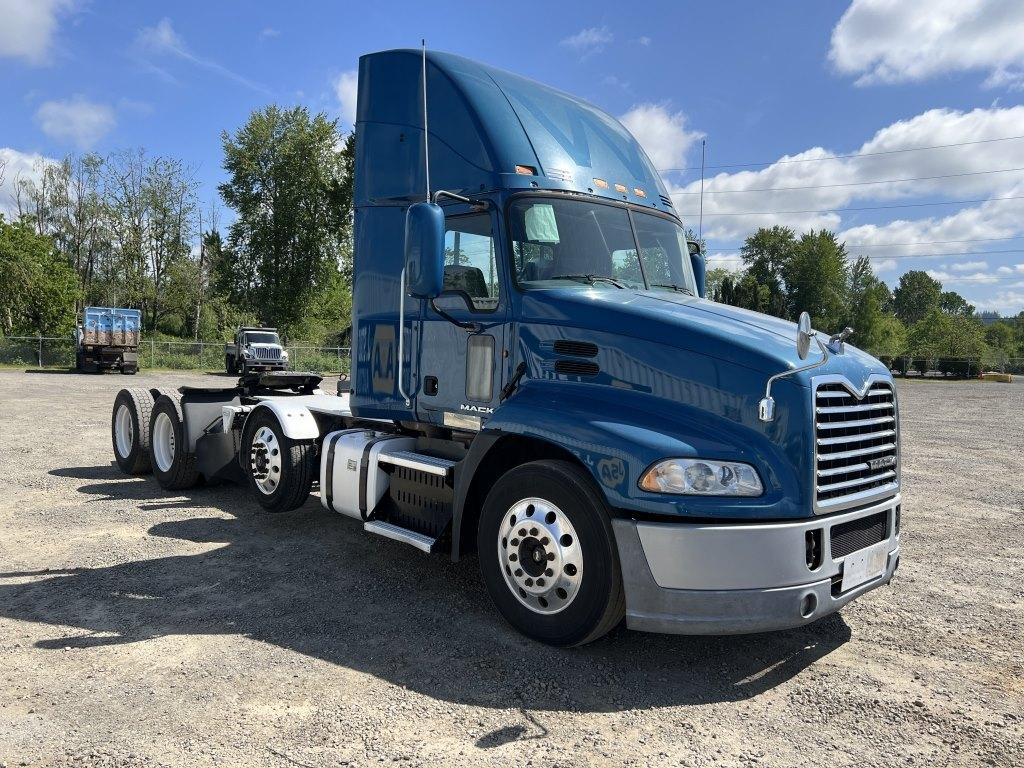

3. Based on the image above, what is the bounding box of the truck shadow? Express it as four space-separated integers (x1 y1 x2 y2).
0 465 853 713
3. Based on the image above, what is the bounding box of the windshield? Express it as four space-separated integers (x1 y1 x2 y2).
244 332 280 345
509 197 697 294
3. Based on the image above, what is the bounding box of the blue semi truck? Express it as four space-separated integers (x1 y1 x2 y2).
108 49 900 646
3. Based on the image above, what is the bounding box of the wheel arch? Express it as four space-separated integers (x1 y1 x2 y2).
249 400 321 440
451 431 598 561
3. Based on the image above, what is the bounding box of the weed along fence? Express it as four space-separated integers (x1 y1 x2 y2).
0 336 351 375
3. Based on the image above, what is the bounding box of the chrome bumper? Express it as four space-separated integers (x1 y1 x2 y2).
612 495 901 635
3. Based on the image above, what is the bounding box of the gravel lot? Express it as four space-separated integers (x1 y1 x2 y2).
0 369 1021 768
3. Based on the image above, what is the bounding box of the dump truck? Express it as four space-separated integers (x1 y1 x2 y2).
224 327 289 375
76 306 141 374
108 49 901 646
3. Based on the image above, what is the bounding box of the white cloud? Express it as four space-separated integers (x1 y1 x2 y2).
636 36 652 47
872 259 898 273
706 253 745 274
0 0 73 65
829 0 1024 88
949 260 989 272
333 70 358 127
972 289 1024 315
620 104 702 171
0 147 58 216
665 106 1024 241
560 26 613 58
927 269 1000 284
34 96 116 149
259 27 280 40
134 18 271 95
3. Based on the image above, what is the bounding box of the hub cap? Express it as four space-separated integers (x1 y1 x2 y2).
498 497 583 615
152 411 175 472
114 404 133 458
250 426 282 495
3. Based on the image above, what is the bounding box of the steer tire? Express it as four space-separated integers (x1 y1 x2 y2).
477 460 625 647
240 408 316 513
111 388 155 474
149 393 201 491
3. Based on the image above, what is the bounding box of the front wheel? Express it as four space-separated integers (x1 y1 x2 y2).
478 460 625 647
240 409 316 513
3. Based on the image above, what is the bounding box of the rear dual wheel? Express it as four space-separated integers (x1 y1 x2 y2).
240 409 316 513
149 393 201 490
112 388 155 474
478 460 625 647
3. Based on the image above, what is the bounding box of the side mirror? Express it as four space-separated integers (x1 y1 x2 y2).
687 241 706 298
796 311 812 360
405 202 445 298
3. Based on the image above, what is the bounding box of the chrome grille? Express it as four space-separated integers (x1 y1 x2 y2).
814 377 899 512
253 346 281 361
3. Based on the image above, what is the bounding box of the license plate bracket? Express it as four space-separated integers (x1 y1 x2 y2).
840 541 889 592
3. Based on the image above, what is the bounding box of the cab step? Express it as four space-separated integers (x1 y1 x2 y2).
364 520 438 553
377 449 457 477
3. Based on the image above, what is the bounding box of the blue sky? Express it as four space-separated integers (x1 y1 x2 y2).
2 0 1024 314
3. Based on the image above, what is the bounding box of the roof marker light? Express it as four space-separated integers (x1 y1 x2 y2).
634 187 647 198
593 178 609 188
515 165 537 176
614 183 627 193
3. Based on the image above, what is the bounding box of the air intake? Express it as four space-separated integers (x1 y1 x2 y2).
554 359 599 377
659 194 674 208
553 340 598 358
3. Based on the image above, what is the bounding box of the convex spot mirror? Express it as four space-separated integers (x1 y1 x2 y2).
405 202 445 298
797 311 813 360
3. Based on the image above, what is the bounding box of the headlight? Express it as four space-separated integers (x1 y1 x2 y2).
639 458 763 496
242 349 254 358
280 350 289 359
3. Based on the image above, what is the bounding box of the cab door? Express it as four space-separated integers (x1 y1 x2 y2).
416 207 509 430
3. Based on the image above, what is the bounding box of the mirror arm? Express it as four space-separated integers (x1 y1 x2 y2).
758 337 830 422
430 298 482 333
432 189 490 211
397 267 412 407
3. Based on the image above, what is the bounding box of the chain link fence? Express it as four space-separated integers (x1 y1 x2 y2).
0 336 351 375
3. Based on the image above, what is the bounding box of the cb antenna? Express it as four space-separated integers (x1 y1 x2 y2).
698 138 706 240
421 39 430 201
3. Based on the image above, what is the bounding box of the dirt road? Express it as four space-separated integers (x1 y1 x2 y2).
0 370 1021 767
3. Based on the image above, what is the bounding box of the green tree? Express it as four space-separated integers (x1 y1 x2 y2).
219 106 351 334
781 230 849 331
0 216 79 335
739 225 794 317
866 314 907 361
939 290 974 317
845 255 892 351
892 270 942 325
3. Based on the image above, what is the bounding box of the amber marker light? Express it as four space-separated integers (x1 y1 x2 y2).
593 178 609 188
515 165 537 175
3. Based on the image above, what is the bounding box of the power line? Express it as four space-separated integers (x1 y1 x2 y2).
678 193 1024 218
708 249 1024 262
657 133 1024 173
703 235 1024 252
670 166 1024 195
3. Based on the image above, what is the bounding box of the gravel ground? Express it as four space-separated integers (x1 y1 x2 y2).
0 369 1021 768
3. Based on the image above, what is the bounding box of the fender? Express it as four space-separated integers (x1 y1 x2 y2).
470 379 809 523
250 400 321 440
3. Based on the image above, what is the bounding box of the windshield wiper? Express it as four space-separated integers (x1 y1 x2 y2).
651 283 694 295
547 274 626 289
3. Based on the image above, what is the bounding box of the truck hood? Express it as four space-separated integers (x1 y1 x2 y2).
520 287 888 385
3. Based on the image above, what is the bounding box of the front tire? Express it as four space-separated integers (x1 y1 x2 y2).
240 408 316 513
149 393 201 490
111 388 154 474
478 460 625 646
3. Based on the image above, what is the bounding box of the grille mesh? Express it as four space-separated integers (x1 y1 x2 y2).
815 380 898 510
831 511 888 559
253 346 281 361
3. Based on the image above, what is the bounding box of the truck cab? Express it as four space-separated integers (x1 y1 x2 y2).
111 49 900 647
224 327 289 375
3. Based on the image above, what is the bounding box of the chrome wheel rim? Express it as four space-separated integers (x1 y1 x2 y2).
250 426 281 495
152 411 175 472
114 404 133 458
498 497 583 615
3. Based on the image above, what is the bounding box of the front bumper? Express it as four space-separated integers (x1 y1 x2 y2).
612 495 901 635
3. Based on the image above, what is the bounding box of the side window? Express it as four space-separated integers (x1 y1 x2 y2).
444 214 499 310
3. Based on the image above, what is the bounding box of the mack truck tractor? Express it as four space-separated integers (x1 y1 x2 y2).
108 49 901 646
